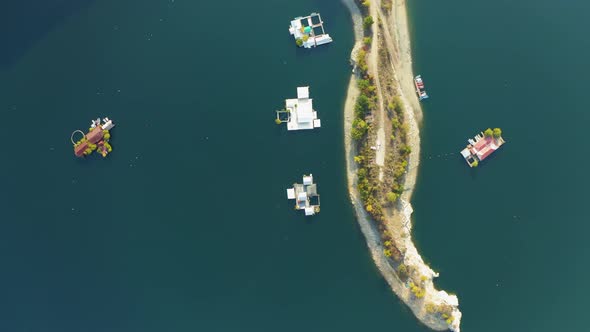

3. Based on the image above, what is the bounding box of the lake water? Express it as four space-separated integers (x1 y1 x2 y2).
1 0 588 331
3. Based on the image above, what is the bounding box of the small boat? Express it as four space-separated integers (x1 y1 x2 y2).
414 75 429 101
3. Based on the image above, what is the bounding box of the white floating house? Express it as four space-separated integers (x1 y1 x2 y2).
289 13 333 49
287 174 320 216
276 86 321 131
90 117 115 130
101 117 115 130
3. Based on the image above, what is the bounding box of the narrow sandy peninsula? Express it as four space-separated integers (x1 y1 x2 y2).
340 0 462 330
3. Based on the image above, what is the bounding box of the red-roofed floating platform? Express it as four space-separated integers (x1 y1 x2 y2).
460 129 505 167
71 117 115 158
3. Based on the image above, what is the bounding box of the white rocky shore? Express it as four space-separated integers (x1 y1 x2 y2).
340 0 462 330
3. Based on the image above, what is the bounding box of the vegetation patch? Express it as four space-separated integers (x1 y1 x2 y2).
351 0 413 277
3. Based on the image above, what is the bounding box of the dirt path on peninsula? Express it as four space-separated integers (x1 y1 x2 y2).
341 0 462 331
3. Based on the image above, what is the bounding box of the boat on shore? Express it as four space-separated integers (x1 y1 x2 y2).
414 75 428 101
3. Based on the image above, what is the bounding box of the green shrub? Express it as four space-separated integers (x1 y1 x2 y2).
398 264 407 275
352 119 369 140
357 167 368 179
357 79 375 95
400 144 411 156
392 96 403 114
386 192 399 202
354 94 371 117
493 127 502 138
363 16 374 30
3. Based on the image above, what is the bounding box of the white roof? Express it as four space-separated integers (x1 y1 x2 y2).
460 148 471 158
296 99 314 123
290 20 303 39
303 175 313 185
314 34 333 46
304 207 315 216
297 192 307 201
303 40 315 48
101 120 115 130
287 188 295 199
298 114 314 123
287 120 314 131
297 86 309 99
313 119 321 128
284 87 319 131
286 98 297 108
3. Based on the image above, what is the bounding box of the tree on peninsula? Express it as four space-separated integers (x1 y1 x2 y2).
383 249 392 257
354 94 371 117
363 16 374 30
397 264 408 277
352 119 369 140
386 192 399 203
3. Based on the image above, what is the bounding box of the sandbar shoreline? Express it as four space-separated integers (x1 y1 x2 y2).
340 0 462 330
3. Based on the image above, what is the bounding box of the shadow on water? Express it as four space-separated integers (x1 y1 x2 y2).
0 0 95 69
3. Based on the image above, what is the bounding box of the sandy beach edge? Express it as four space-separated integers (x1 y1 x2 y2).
340 0 462 331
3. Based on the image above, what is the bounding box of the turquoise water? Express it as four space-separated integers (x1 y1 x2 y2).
410 0 590 330
1 0 589 331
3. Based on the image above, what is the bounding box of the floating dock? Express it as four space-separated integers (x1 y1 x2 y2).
289 13 333 48
460 129 505 167
276 86 321 131
287 174 320 216
72 117 115 158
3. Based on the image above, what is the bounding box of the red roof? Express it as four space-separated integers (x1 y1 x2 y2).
73 127 105 157
474 137 491 150
74 141 89 157
86 126 104 144
473 137 500 161
477 145 495 160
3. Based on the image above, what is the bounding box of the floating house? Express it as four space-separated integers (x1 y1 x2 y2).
72 117 115 158
289 13 333 48
287 174 320 216
276 86 321 131
460 130 505 167
414 75 429 101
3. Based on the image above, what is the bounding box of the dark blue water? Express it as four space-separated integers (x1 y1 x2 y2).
0 0 431 331
410 0 590 330
1 0 589 331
